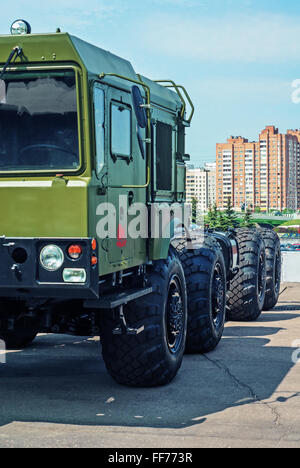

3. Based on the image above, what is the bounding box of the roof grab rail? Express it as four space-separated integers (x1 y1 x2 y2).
154 80 186 119
154 80 194 124
175 84 195 124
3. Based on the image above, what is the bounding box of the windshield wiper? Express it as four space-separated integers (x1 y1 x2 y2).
0 46 22 80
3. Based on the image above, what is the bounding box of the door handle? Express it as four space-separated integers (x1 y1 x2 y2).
128 191 134 206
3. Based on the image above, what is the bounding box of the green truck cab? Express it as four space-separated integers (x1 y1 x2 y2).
0 28 190 272
0 21 281 387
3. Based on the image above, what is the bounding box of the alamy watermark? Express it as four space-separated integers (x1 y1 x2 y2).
95 198 205 248
291 340 300 364
0 339 6 364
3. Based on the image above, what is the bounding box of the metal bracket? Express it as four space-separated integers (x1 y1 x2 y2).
11 264 22 281
112 305 145 336
84 287 153 309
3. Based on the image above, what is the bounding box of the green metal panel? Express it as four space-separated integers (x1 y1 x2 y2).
70 35 137 85
149 217 182 260
0 177 89 237
176 162 186 196
0 33 81 66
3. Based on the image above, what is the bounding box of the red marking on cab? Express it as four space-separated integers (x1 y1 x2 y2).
117 224 127 248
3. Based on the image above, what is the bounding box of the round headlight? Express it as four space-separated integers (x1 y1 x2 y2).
40 245 64 271
10 19 31 35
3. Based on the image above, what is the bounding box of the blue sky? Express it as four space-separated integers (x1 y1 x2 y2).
2 0 300 166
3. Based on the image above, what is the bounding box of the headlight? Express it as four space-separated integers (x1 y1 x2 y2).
10 19 31 35
40 245 64 271
63 268 87 283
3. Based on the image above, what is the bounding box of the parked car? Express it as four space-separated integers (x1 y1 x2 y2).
280 244 296 251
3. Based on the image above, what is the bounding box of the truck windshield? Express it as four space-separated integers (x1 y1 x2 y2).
0 70 79 173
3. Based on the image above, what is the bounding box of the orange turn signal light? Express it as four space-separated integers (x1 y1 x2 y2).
91 255 98 266
91 238 97 251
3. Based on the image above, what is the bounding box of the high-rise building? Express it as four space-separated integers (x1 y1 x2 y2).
205 163 216 208
287 129 300 210
186 164 216 212
216 126 298 211
186 167 208 212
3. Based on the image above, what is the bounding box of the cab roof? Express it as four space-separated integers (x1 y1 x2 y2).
0 32 182 114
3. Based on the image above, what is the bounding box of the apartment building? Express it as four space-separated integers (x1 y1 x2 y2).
216 126 298 211
186 164 216 212
205 163 217 208
287 129 300 210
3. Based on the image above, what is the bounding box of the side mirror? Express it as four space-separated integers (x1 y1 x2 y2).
137 126 145 160
131 85 147 129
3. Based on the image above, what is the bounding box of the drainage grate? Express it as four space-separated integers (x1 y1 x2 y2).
272 305 300 311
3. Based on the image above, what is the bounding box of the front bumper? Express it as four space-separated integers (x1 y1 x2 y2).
0 237 99 299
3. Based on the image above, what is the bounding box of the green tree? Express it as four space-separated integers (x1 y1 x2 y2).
215 210 228 231
282 208 295 215
241 206 254 228
191 197 198 224
206 203 219 228
223 197 239 229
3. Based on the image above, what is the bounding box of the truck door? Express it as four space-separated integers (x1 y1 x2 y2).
106 87 147 265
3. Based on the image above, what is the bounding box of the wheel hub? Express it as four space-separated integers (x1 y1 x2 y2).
274 250 281 294
212 264 225 331
166 277 184 353
258 252 266 301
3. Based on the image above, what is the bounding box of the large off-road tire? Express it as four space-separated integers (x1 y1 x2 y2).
100 249 187 387
227 229 266 321
174 237 226 354
259 228 281 311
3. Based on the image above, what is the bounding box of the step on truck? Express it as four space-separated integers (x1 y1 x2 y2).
0 20 282 387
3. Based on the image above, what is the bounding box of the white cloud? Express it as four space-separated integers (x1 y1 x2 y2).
1 0 124 31
141 12 300 63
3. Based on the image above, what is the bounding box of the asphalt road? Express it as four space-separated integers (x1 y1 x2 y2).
0 283 300 448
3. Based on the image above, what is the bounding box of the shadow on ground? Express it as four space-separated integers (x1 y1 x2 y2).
0 310 299 430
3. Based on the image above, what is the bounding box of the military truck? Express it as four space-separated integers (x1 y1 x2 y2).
0 20 281 387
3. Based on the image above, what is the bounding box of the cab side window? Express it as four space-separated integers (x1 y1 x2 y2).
94 87 105 174
156 121 172 191
111 102 131 159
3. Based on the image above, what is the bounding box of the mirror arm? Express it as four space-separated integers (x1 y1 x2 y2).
140 103 151 110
